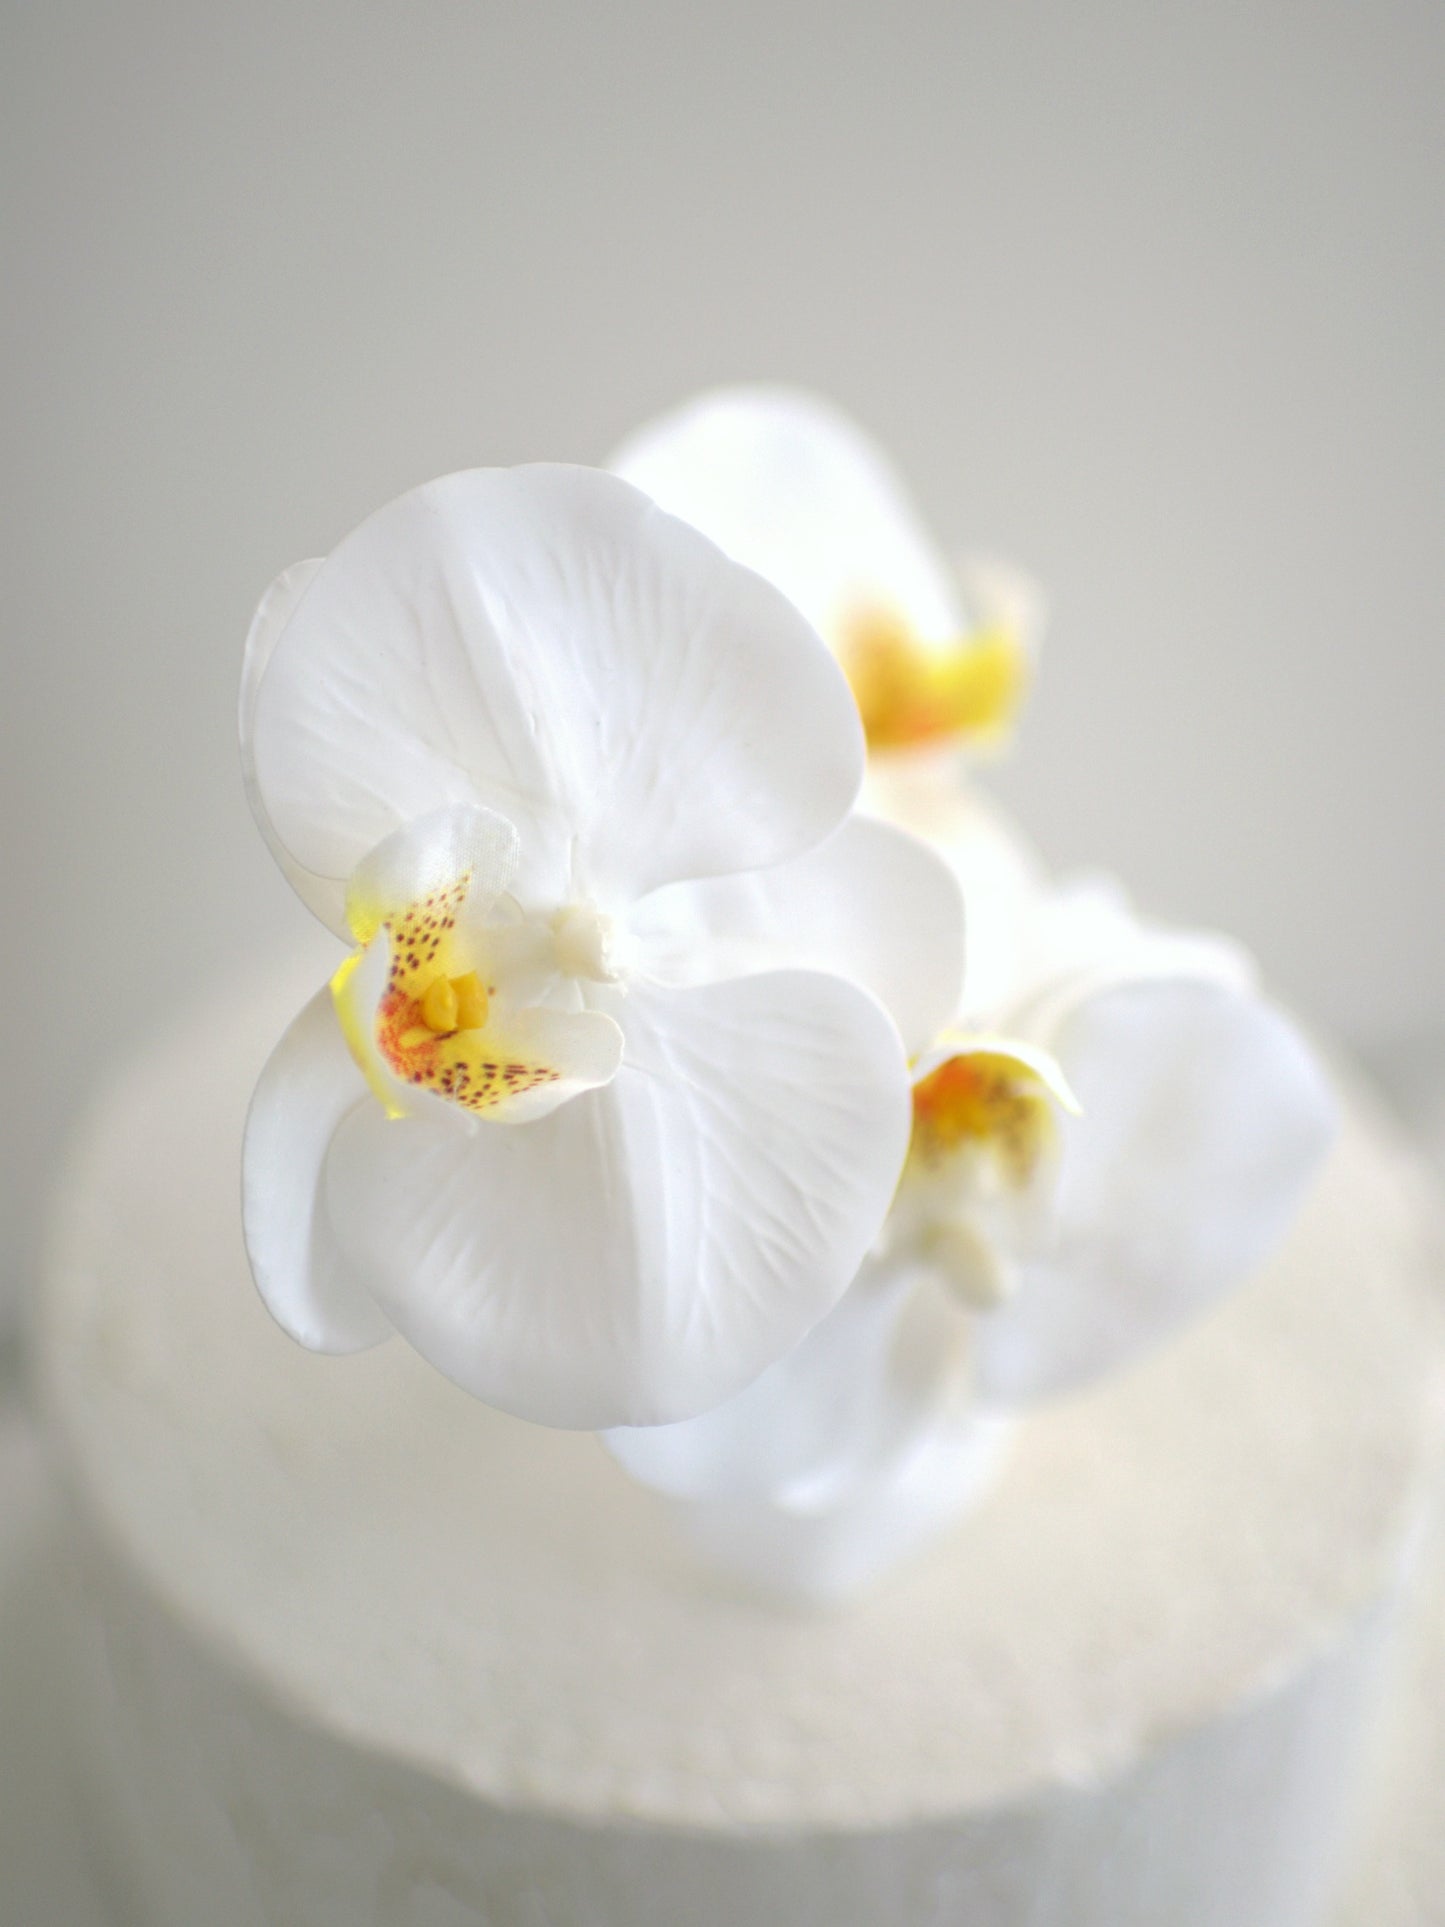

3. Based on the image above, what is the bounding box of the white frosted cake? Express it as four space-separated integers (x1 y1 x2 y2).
37 389 1445 1925
40 966 1444 1926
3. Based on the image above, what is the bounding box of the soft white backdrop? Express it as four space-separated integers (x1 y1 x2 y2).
3 0 1442 1314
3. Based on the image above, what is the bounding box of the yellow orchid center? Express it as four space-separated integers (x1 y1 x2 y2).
910 1048 1059 1188
838 607 1027 754
416 970 490 1037
332 871 562 1120
419 975 459 1034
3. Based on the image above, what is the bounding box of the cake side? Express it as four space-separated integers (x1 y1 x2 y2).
52 1510 1403 1927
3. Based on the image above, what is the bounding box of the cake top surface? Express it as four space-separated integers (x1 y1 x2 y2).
41 952 1444 1829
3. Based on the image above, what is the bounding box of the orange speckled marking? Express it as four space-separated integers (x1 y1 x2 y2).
382 877 470 992
839 610 1026 753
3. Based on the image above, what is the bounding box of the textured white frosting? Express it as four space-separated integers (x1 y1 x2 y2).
38 957 1445 1927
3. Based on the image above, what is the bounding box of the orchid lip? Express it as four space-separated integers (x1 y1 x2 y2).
909 1042 1072 1188
329 808 626 1129
839 606 1030 755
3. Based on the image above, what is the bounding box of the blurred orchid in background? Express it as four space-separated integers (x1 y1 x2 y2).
612 385 1043 762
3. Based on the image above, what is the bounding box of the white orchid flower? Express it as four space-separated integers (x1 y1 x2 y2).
606 878 1335 1597
901 878 1336 1398
611 386 1041 760
240 465 965 1431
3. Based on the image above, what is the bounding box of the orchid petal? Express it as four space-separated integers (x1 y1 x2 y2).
238 558 349 935
670 1402 1016 1605
971 977 1337 1403
323 970 911 1429
862 776 1047 1023
1006 874 1255 1040
344 804 519 943
249 466 862 910
603 1265 966 1505
626 813 964 1056
241 987 392 1353
612 386 962 648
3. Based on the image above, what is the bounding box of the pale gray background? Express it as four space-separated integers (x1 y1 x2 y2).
3 1 1442 1316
